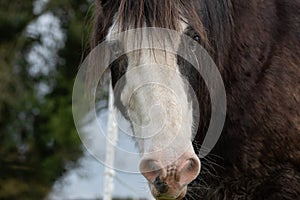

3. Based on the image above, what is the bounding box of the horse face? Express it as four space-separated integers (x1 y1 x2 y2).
106 21 200 199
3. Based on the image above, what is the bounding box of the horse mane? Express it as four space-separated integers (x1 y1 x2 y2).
199 0 232 64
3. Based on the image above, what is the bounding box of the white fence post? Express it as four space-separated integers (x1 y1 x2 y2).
103 82 118 200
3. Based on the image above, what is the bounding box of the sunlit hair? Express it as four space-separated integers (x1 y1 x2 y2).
93 0 232 66
93 0 207 47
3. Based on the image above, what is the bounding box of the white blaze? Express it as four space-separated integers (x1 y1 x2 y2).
107 19 195 164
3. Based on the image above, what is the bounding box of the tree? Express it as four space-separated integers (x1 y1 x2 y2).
0 0 92 199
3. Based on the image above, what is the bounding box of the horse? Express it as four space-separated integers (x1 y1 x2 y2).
92 0 300 199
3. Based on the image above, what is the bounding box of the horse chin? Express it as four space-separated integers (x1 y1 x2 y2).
151 185 187 200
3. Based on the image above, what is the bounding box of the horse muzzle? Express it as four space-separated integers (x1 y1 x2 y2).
139 151 201 199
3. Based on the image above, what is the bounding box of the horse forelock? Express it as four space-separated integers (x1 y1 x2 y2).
94 0 212 47
93 0 231 67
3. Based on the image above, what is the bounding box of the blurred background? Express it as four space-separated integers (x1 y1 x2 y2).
0 0 150 199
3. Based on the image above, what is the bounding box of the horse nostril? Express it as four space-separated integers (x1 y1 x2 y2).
139 159 164 182
176 155 201 185
154 176 169 194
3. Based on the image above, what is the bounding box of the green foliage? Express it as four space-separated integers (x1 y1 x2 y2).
0 0 93 199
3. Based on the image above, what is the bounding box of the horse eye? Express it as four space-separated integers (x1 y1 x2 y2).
193 35 200 42
189 34 200 52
